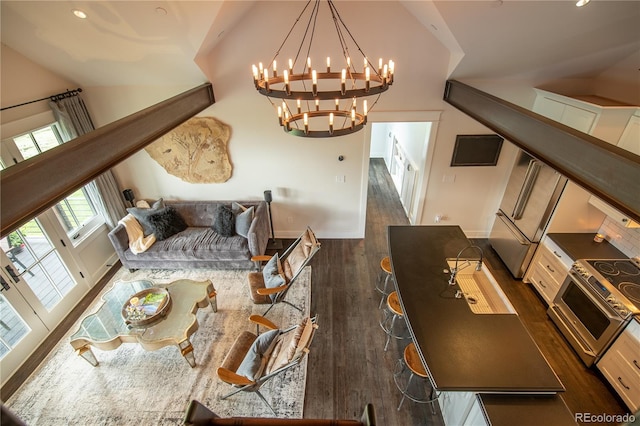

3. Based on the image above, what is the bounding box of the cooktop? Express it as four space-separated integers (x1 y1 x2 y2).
585 258 640 310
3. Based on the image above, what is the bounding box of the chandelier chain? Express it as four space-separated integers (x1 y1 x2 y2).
269 0 313 69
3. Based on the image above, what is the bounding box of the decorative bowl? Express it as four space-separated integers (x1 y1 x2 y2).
122 287 171 326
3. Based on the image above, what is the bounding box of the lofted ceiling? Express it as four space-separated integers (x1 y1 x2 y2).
1 1 639 88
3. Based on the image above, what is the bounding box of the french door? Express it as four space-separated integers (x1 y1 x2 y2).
0 278 48 385
0 213 91 385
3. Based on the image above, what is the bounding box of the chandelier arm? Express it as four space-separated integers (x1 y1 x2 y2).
270 0 314 67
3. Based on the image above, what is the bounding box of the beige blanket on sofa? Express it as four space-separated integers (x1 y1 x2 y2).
118 214 156 254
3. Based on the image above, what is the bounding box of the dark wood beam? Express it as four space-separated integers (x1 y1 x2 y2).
0 83 215 237
444 80 640 223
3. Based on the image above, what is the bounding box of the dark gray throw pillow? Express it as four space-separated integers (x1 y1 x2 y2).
212 205 235 237
146 206 187 241
127 198 165 236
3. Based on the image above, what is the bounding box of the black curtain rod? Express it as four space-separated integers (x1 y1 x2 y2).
0 88 83 111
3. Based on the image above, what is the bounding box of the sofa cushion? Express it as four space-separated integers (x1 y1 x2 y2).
212 205 235 237
146 206 188 241
236 328 279 381
127 198 165 236
124 228 251 261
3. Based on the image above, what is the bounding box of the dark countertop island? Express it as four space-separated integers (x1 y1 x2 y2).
546 233 627 260
477 394 576 426
388 225 565 393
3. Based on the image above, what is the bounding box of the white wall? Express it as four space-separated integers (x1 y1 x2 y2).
0 46 116 285
0 44 75 134
91 1 523 239
369 123 389 159
87 1 458 239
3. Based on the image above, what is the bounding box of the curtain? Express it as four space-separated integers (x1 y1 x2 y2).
49 95 127 229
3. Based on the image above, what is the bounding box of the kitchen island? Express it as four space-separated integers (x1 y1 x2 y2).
388 225 577 425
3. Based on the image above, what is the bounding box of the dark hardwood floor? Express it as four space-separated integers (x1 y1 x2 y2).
4 158 628 425
303 158 627 425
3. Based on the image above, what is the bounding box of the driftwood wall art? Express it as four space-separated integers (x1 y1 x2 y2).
145 116 232 183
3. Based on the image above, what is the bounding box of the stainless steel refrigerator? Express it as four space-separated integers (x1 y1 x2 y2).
489 150 567 278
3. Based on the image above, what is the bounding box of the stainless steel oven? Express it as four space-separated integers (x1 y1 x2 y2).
548 259 640 367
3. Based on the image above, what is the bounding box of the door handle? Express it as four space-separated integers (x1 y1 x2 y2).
0 276 10 292
5 265 20 283
512 160 541 219
496 212 528 245
618 377 631 390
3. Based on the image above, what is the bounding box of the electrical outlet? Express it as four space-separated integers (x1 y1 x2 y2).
435 214 443 223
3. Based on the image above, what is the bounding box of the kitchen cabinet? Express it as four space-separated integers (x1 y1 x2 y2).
617 112 640 155
438 391 475 425
464 397 488 426
597 319 640 413
524 236 572 304
533 89 638 235
533 89 637 145
588 195 640 228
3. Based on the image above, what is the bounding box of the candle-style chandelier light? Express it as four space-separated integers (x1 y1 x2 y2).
252 0 395 138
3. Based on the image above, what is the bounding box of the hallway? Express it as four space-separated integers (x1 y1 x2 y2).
304 158 443 424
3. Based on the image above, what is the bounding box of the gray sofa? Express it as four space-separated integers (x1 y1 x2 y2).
108 200 270 270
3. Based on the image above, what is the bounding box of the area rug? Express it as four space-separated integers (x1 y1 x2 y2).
6 267 311 425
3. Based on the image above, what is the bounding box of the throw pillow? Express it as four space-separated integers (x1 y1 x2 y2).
235 206 254 238
262 254 286 302
146 206 187 240
287 317 313 361
236 329 280 381
212 205 235 237
127 198 165 236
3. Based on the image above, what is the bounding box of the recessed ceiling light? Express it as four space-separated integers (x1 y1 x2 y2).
72 9 87 19
576 0 590 7
155 7 167 15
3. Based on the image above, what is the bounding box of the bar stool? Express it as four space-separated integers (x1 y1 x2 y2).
375 256 394 308
379 291 410 351
394 342 439 413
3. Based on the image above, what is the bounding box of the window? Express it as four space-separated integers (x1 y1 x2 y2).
55 188 98 236
12 124 64 160
6 124 104 241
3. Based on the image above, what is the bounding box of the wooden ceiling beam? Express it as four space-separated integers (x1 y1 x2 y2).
444 80 640 223
0 83 215 237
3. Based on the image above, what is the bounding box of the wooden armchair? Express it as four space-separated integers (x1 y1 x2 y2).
248 227 320 316
216 315 319 415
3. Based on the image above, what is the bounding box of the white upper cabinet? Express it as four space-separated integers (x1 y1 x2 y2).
533 89 639 232
532 89 638 146
618 114 640 156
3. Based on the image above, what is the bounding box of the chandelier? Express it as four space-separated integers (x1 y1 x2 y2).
252 0 395 138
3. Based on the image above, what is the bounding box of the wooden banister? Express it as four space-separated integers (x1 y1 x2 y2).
184 400 376 426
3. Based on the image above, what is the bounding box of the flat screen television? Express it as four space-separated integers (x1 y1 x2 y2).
450 134 504 166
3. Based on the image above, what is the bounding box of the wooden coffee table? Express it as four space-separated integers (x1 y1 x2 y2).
70 279 217 367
